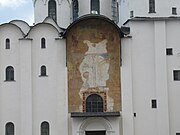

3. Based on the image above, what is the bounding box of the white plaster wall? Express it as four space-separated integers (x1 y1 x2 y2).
131 22 157 135
78 0 90 17
121 21 158 135
120 0 180 25
57 0 70 28
34 0 47 24
19 39 33 135
0 22 68 135
166 20 180 135
121 20 180 135
0 24 24 135
28 24 68 135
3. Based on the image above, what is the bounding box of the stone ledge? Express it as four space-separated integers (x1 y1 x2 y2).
71 112 120 117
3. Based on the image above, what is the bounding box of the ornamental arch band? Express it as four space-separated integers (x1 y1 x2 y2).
66 16 121 113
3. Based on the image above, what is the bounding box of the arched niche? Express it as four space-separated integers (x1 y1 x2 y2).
78 118 115 135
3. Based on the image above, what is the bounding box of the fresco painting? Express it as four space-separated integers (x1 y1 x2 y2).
67 18 121 112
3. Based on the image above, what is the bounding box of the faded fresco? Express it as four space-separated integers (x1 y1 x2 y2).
67 18 121 112
79 39 109 92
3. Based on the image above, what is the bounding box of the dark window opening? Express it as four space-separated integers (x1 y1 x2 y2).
172 7 177 15
72 0 79 21
152 99 157 108
86 131 106 135
41 121 49 135
48 0 57 21
6 122 14 135
6 38 10 49
6 66 14 81
149 0 155 13
176 133 180 135
166 48 173 55
173 70 180 81
86 94 103 112
41 38 46 48
40 65 47 76
91 0 100 14
130 10 134 18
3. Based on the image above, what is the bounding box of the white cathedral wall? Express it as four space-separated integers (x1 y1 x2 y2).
122 19 180 135
166 20 180 135
34 0 47 24
121 21 158 135
0 24 24 135
0 22 68 135
100 0 112 19
57 0 70 28
28 24 68 135
78 0 90 17
120 0 180 25
19 38 33 135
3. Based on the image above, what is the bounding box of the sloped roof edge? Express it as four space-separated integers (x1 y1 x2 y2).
0 22 25 36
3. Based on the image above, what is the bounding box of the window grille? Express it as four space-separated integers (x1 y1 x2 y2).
40 66 47 76
6 66 14 81
6 122 14 135
86 94 103 112
41 121 49 135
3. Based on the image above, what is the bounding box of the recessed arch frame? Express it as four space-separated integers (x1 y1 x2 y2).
78 117 115 135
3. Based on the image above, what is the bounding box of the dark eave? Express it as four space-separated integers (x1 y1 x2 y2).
71 112 120 118
64 14 125 38
123 16 180 25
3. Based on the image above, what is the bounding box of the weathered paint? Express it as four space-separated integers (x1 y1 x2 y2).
67 18 121 112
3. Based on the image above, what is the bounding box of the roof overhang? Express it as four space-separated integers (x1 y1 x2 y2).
123 16 180 25
64 14 126 38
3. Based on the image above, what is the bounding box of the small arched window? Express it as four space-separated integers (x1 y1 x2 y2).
72 0 79 21
91 0 100 14
40 65 47 76
41 38 46 48
6 38 10 49
48 0 57 21
86 94 103 112
6 66 14 81
41 121 49 135
5 122 14 135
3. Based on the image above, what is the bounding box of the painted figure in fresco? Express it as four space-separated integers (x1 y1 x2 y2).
79 39 110 92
